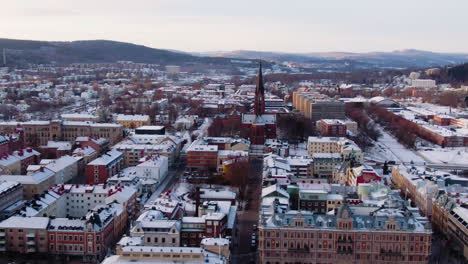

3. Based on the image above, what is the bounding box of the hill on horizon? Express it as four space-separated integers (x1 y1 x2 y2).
0 38 256 67
203 49 468 69
1 38 468 70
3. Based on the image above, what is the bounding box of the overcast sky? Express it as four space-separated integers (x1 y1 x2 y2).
1 0 467 53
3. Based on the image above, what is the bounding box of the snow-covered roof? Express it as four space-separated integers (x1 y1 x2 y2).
0 216 49 229
88 149 123 166
116 114 150 122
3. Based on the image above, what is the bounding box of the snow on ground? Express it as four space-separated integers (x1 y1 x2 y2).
289 142 308 157
193 118 212 140
402 102 468 116
165 180 238 216
366 125 425 164
418 148 468 165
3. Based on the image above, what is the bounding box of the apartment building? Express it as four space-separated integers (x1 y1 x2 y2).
317 119 347 137
0 121 123 146
0 216 49 254
258 203 432 264
130 210 180 247
86 149 124 184
115 114 151 129
50 184 139 220
0 168 55 200
187 144 218 171
0 181 23 211
307 136 363 162
293 91 345 122
135 154 169 184
0 203 126 261
113 135 180 166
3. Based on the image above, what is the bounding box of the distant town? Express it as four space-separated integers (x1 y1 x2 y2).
0 57 466 264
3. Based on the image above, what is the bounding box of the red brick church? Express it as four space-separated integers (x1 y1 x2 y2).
242 63 277 145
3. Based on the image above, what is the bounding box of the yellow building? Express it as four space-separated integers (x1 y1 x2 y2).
116 114 151 128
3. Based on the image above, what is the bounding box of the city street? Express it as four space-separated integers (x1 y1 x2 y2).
231 160 263 264
145 160 186 205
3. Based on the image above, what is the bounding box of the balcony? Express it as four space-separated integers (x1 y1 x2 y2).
0 232 5 237
27 241 35 246
26 233 35 238
0 240 5 244
26 248 36 253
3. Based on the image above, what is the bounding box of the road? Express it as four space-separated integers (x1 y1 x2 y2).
231 160 263 264
145 161 186 206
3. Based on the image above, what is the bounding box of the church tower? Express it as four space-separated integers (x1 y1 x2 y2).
254 62 265 116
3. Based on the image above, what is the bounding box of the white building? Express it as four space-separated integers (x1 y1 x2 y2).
411 79 436 88
136 155 169 184
41 155 79 184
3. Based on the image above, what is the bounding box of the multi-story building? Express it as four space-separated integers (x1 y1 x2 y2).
61 113 99 122
346 165 382 187
130 210 180 247
0 181 23 211
135 154 169 184
0 203 126 261
293 91 345 122
0 135 10 156
0 153 21 175
115 114 151 129
102 242 229 264
262 154 314 185
392 166 444 217
181 201 236 247
411 79 436 88
0 216 50 254
298 189 328 213
76 137 109 154
317 119 347 137
312 153 342 180
0 167 55 199
187 143 218 171
307 136 363 162
42 155 79 184
86 149 124 184
39 141 72 159
258 203 432 264
113 135 180 167
0 120 123 146
50 184 139 220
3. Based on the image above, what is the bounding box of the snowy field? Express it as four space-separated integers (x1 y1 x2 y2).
418 148 468 165
366 125 426 164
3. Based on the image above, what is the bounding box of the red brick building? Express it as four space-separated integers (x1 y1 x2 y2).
433 115 453 126
317 119 347 137
0 203 126 261
186 144 218 171
241 63 277 145
86 149 124 184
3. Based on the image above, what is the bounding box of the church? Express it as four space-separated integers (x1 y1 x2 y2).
242 63 277 145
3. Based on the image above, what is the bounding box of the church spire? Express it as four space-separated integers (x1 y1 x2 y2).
254 61 265 116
